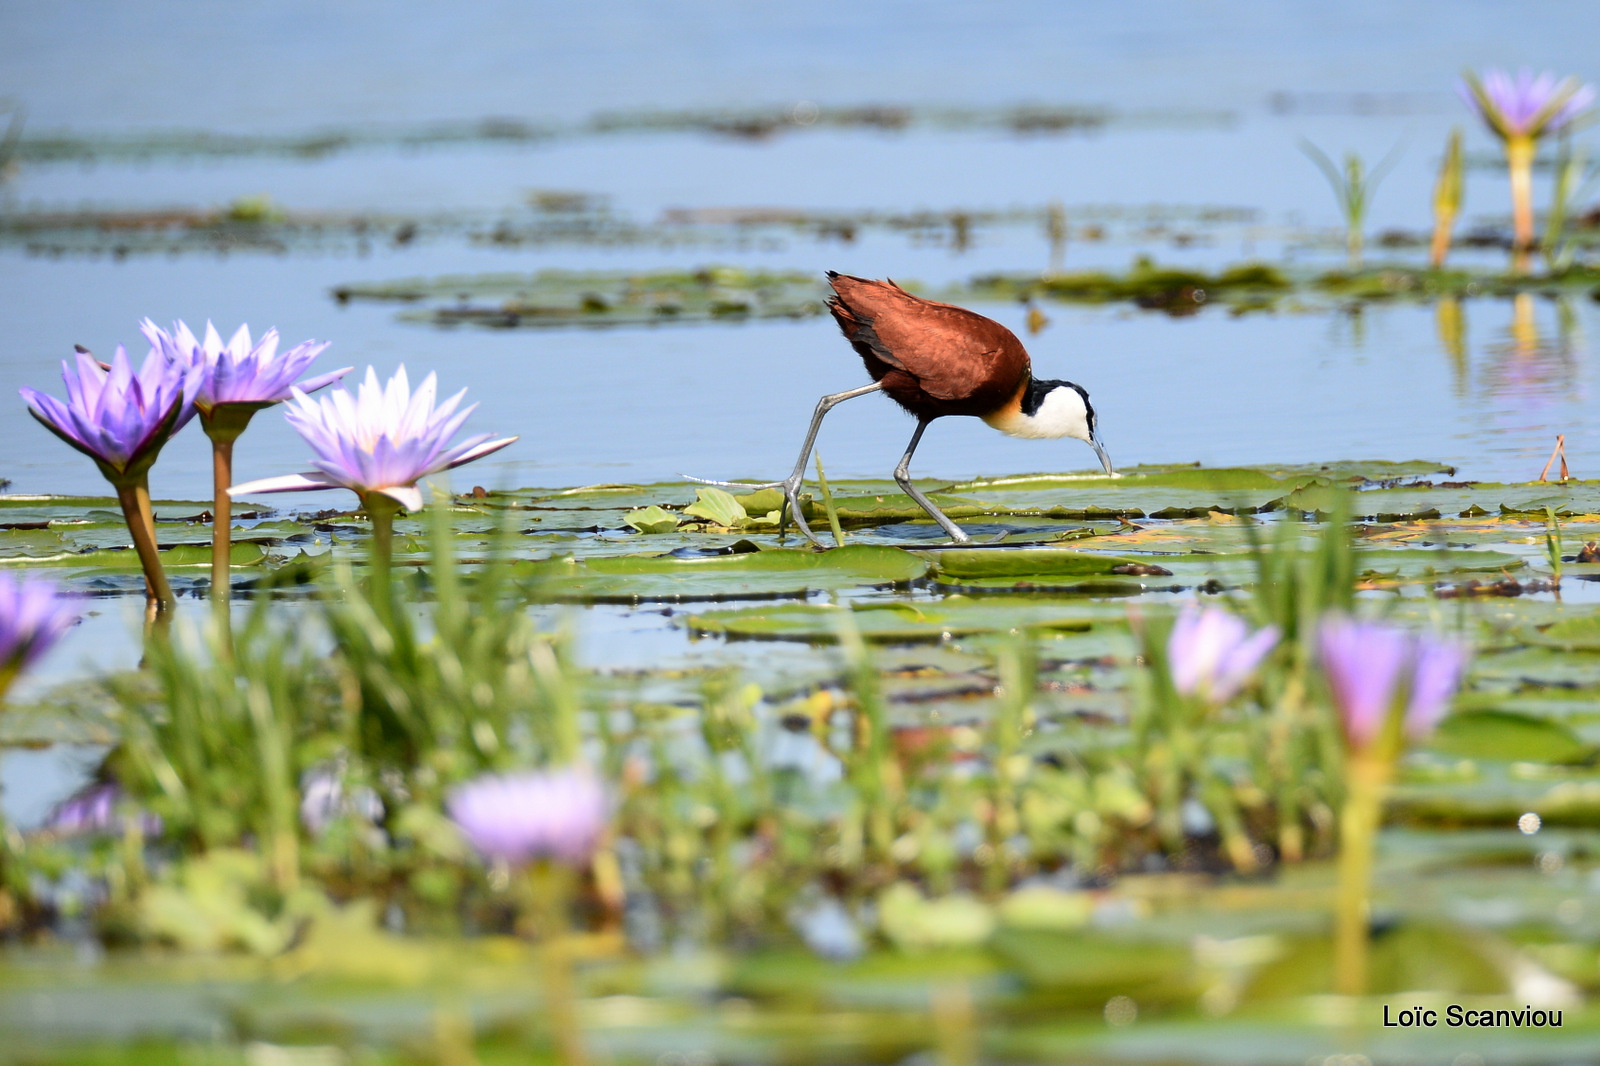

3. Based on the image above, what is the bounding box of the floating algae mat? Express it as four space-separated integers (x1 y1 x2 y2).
9 102 1238 166
333 266 829 328
964 259 1600 313
326 260 1600 336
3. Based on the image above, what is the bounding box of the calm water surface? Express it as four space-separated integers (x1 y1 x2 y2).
4 2 1599 496
4 0 1600 816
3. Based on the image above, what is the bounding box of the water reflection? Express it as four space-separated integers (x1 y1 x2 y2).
1480 294 1582 406
1434 296 1467 396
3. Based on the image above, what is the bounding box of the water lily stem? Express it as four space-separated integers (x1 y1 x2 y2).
117 481 174 610
365 494 402 626
1334 752 1391 996
211 437 234 609
527 862 587 1066
1506 136 1536 273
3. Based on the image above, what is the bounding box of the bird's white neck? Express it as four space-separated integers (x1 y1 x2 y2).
983 382 1093 441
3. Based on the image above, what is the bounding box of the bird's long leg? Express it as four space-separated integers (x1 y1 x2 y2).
686 381 884 547
893 418 970 545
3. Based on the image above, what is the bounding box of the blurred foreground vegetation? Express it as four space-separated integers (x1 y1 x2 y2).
4 465 1600 1062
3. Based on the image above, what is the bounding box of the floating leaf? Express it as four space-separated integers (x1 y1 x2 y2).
929 548 1154 578
684 599 1111 642
623 505 681 534
684 487 749 529
1428 711 1592 764
519 544 927 603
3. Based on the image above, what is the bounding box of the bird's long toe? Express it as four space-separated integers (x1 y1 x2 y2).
681 474 784 491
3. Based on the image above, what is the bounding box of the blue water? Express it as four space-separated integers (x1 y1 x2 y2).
3 0 1598 489
5 0 1600 820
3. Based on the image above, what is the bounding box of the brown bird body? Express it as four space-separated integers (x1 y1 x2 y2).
690 271 1111 545
827 273 1031 423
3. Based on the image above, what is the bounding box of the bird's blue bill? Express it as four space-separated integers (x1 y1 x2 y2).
1090 436 1115 477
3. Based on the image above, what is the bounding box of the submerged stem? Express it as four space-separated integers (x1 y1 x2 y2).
117 480 174 610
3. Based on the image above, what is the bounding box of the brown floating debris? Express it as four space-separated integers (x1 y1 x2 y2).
1111 562 1174 576
1434 576 1557 598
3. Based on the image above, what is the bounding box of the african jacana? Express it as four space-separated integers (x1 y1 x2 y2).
694 272 1112 545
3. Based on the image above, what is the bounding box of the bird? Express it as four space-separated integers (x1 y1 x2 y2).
691 271 1112 545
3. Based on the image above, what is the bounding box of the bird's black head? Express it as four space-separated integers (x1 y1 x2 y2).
1020 378 1096 439
1011 377 1112 474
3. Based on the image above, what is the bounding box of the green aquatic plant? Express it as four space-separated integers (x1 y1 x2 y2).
1541 144 1598 273
1544 505 1564 587
1129 604 1280 872
622 504 681 534
813 453 847 547
330 498 577 772
111 605 325 892
0 97 23 180
1300 140 1402 270
683 485 748 529
1429 128 1464 269
1241 490 1357 863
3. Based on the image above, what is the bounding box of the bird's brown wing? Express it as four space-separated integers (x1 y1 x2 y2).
828 274 1029 404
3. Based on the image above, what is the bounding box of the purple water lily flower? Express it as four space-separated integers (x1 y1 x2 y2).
39 782 162 840
20 344 198 607
20 346 200 484
140 319 349 420
0 573 77 679
228 365 517 513
1168 605 1279 704
448 767 607 866
141 319 350 604
1318 617 1469 749
1459 68 1597 141
1405 635 1471 739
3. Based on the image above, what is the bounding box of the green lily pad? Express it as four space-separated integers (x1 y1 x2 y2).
683 487 749 529
623 505 682 534
0 540 270 571
683 599 1112 642
1532 615 1600 652
1427 710 1592 764
926 548 1155 578
518 544 927 603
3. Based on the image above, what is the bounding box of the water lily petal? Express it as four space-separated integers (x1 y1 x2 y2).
375 484 425 513
1407 637 1469 739
228 471 345 497
1319 617 1410 748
